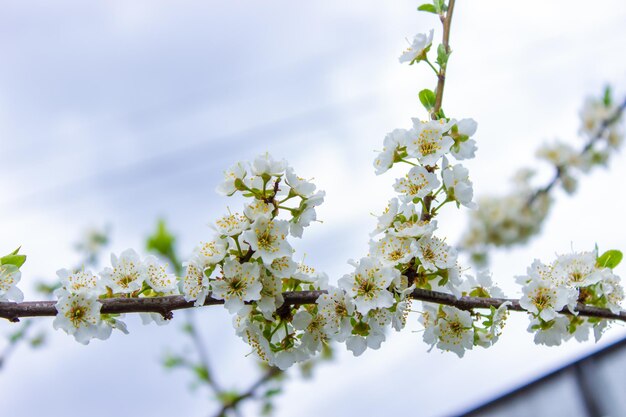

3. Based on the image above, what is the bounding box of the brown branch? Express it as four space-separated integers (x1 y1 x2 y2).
2 288 625 322
432 0 455 117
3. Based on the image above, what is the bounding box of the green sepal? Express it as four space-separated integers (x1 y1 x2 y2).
596 249 623 269
469 287 490 298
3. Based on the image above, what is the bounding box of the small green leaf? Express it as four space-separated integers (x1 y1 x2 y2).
419 89 436 111
264 388 282 398
0 254 27 269
162 354 184 369
603 86 612 107
146 219 176 257
436 43 449 67
193 365 210 382
434 0 447 13
29 333 46 348
417 4 437 13
597 249 623 269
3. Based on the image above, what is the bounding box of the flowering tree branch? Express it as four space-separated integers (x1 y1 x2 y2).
0 0 623 376
2 287 625 323
529 97 626 205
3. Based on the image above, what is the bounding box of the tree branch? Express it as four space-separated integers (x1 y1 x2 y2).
2 288 625 323
528 97 626 205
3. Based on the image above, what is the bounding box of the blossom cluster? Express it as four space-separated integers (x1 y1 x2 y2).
53 249 179 344
366 94 514 357
461 89 625 265
182 153 330 369
461 170 552 266
517 249 624 346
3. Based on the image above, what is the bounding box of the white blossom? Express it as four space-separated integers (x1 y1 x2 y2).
371 198 400 236
398 30 434 64
393 165 440 202
211 259 262 314
242 218 292 264
53 292 111 344
369 234 416 266
143 255 178 294
529 316 570 347
407 119 455 166
374 129 409 175
244 199 273 221
251 153 287 177
55 268 104 297
100 249 145 294
450 118 478 160
214 213 250 237
338 257 398 315
519 279 575 321
192 238 228 268
256 268 284 319
415 235 457 271
442 158 476 209
316 286 355 342
553 251 602 288
216 161 247 196
285 167 316 197
345 319 386 356
0 264 23 302
182 258 210 307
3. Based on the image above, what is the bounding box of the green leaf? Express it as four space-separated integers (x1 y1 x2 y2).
162 354 184 369
181 323 194 334
193 365 210 382
0 254 26 269
434 0 447 13
436 43 450 68
417 4 437 13
29 333 46 348
146 219 176 257
418 89 436 111
603 85 612 107
597 249 623 269
264 388 282 398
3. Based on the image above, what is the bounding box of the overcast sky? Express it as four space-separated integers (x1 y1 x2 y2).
1 1 626 416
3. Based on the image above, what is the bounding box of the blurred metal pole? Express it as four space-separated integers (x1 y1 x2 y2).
573 359 606 417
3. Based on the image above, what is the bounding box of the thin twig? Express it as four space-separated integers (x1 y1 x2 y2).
185 310 222 393
213 367 282 417
1 288 624 322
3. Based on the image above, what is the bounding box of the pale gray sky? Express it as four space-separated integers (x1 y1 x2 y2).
1 1 626 416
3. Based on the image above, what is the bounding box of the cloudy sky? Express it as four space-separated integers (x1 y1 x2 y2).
1 1 626 416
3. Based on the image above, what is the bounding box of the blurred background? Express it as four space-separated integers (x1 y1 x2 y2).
1 0 626 416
